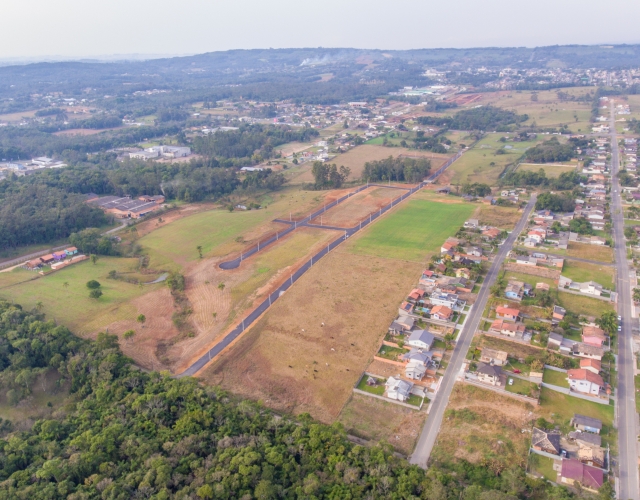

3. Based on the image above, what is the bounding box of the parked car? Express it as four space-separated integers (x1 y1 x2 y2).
618 315 621 321
618 326 622 332
508 378 514 386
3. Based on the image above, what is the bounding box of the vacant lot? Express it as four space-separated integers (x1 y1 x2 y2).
200 246 423 422
349 199 474 262
309 186 404 227
567 242 614 263
338 393 427 455
557 292 614 318
430 383 536 471
293 144 450 182
562 260 615 290
475 204 522 230
517 162 577 178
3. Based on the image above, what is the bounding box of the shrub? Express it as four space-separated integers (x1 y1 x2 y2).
86 280 101 289
89 289 103 299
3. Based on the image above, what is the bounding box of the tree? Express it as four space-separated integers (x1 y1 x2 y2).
596 311 617 336
197 245 203 259
218 282 226 292
86 280 101 289
90 254 98 265
89 289 103 299
444 333 455 349
34 301 44 312
137 314 146 328
123 330 135 344
633 287 640 303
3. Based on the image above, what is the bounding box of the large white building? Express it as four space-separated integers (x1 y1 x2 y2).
129 145 191 160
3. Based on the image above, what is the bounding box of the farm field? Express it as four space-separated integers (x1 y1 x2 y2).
308 186 405 227
556 291 614 318
349 199 475 262
338 393 427 456
562 260 615 290
200 243 424 422
292 144 450 183
430 383 536 471
448 133 544 185
517 162 577 178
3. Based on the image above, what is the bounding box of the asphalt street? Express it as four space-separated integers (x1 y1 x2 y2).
409 193 537 467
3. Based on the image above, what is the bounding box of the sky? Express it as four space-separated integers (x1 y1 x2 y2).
3 0 640 60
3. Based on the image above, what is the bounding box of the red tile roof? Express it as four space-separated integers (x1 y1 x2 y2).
567 368 604 387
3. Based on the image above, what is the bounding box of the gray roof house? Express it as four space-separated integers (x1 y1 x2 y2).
569 431 602 448
402 349 433 366
532 427 561 455
572 414 603 434
385 377 413 402
407 329 434 350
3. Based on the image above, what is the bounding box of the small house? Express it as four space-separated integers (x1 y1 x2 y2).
407 288 425 303
385 377 413 402
559 459 603 492
482 227 501 240
64 247 78 256
39 254 55 264
548 332 563 347
476 362 502 386
398 301 414 316
407 330 434 350
572 414 602 434
430 305 453 321
580 358 601 375
489 319 526 337
495 306 521 322
572 343 604 361
455 268 471 279
552 305 566 322
25 259 42 270
581 326 606 347
567 369 604 396
578 446 605 468
52 251 66 261
569 431 602 448
531 427 561 455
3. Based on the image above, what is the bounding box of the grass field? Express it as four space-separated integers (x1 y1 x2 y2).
542 369 569 388
517 162 578 178
449 133 544 185
557 291 614 318
338 393 427 455
430 383 535 470
475 204 522 230
348 199 475 262
562 260 615 290
529 455 559 482
566 243 614 263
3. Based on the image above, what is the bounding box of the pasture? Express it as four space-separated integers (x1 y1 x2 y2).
348 199 475 262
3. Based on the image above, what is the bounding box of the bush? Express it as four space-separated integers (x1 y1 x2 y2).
86 280 101 289
89 289 103 299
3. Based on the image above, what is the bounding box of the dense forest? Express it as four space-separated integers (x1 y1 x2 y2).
417 106 528 132
535 192 576 212
361 156 432 183
523 137 576 163
0 300 581 499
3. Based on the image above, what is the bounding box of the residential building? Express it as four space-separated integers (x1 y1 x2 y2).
572 414 603 434
407 329 434 350
385 377 413 402
489 319 526 337
479 348 508 366
476 362 502 386
569 431 602 448
430 292 458 309
482 227 501 240
572 343 604 361
394 315 415 332
64 247 78 256
531 427 561 455
552 305 566 322
430 305 453 321
548 332 563 347
581 326 606 347
578 446 605 468
455 268 471 279
580 358 601 374
495 306 521 322
398 301 414 316
559 459 603 492
567 369 604 396
407 288 425 302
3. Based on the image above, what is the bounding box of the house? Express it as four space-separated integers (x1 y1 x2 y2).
431 305 453 321
572 343 604 361
567 369 604 396
366 376 377 386
407 329 434 350
476 362 502 386
516 256 537 266
464 219 479 228
578 446 605 468
385 377 414 402
479 348 508 366
580 358 602 375
25 259 42 270
463 246 483 257
394 315 415 332
572 414 603 434
441 241 456 254
581 326 606 347
559 459 603 492
552 305 566 322
505 280 531 301
398 301 414 316
138 194 165 204
419 270 436 286
579 281 603 296
405 360 427 380
455 268 471 279
430 292 458 309
129 145 191 160
407 288 425 302
548 332 563 347
482 227 501 240
489 319 526 337
569 431 602 448
39 254 55 264
453 278 473 293
52 251 66 261
64 247 78 256
523 238 538 248
495 306 521 322
531 427 561 455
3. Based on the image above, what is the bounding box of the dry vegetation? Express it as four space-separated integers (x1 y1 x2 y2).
338 393 427 456
200 248 423 422
430 383 537 472
475 204 523 230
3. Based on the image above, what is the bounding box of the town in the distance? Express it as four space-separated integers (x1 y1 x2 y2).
0 45 638 499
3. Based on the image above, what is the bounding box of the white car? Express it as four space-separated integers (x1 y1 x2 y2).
508 378 514 386
618 326 622 332
618 316 621 321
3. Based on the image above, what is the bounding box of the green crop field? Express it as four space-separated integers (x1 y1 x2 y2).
348 199 474 262
0 257 163 335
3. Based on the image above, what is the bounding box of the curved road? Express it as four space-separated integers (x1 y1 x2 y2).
409 193 537 468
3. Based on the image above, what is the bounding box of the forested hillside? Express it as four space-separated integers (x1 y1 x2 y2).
0 300 576 499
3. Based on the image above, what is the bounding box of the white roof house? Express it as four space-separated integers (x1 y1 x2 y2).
385 377 413 402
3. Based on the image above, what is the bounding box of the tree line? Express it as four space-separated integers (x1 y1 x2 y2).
361 156 431 183
0 300 583 499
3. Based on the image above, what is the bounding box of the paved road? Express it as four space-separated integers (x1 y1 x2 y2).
409 193 537 468
609 100 640 500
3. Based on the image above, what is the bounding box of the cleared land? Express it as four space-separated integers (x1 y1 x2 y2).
309 186 404 227
293 144 450 183
562 260 615 290
338 393 427 455
517 162 578 178
474 204 522 230
566 242 614 263
430 383 536 472
349 199 475 262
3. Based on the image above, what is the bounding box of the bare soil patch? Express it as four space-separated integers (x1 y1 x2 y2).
200 248 423 422
338 393 427 455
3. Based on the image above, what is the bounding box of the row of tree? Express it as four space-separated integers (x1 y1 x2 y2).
361 156 431 183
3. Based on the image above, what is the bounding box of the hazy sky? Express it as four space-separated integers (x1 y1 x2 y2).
3 0 640 60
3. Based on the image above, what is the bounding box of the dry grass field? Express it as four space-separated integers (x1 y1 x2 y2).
200 246 424 422
430 383 537 472
474 204 523 230
338 393 427 455
293 144 451 183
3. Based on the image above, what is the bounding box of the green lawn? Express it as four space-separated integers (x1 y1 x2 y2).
530 455 558 482
557 292 614 318
562 261 615 291
0 257 163 336
538 387 614 429
635 375 640 412
542 369 569 388
349 199 474 262
505 358 530 375
356 376 386 396
505 377 539 398
377 345 407 361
